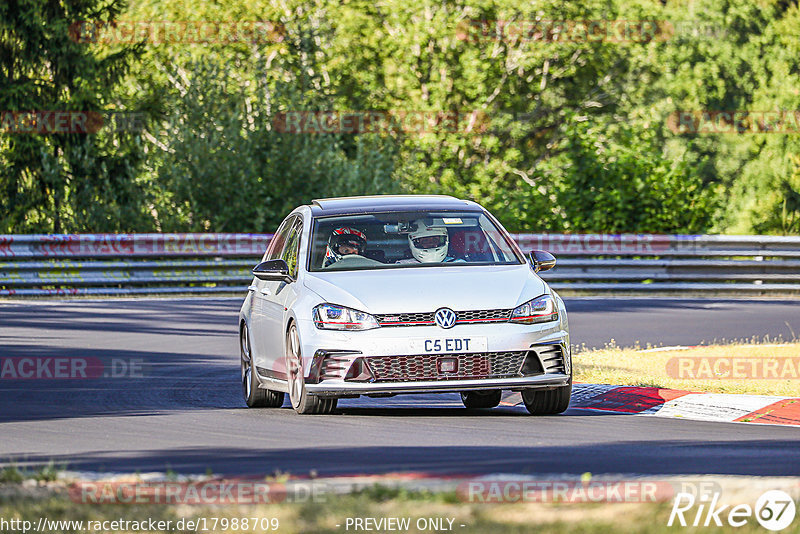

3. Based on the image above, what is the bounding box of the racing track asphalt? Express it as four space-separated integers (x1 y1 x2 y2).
0 297 798 477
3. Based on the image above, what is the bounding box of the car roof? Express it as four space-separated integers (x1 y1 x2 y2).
309 195 481 217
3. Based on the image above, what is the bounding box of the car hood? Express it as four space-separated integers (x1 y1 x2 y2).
302 264 546 313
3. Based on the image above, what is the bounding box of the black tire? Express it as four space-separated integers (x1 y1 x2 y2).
522 384 571 415
461 390 502 409
241 323 284 408
286 324 338 415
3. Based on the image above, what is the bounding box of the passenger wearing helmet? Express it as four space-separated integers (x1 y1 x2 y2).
397 219 463 264
324 227 368 267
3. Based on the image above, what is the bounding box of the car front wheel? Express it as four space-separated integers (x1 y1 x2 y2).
286 324 337 415
522 384 571 415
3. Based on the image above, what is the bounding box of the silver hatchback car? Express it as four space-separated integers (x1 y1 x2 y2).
239 195 571 414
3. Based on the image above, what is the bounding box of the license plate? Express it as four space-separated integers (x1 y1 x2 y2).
408 337 487 354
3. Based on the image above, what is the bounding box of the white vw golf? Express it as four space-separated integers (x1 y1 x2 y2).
239 195 571 414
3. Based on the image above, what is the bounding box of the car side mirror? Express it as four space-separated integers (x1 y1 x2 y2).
252 259 293 282
528 250 556 273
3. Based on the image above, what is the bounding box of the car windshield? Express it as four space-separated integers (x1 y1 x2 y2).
308 210 522 272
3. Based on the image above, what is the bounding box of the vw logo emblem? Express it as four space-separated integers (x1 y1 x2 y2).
434 308 457 329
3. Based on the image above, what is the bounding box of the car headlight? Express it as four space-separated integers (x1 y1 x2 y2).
313 303 380 330
509 294 559 324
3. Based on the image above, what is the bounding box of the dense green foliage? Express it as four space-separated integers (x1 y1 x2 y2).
1 0 799 234
0 0 145 232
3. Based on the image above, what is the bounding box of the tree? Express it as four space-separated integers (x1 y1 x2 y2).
0 0 146 233
541 117 717 233
123 3 400 232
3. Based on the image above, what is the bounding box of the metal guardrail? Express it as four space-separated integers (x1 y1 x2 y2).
0 234 267 296
2 233 800 296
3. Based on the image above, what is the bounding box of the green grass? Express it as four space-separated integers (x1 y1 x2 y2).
0 482 792 534
574 341 800 396
0 462 61 483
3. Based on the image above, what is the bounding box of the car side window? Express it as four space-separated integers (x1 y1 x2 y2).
281 218 303 278
264 216 295 261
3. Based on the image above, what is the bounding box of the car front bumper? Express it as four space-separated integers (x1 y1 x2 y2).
290 318 571 398
305 373 571 397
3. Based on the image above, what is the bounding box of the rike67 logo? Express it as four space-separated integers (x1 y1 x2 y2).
669 490 796 531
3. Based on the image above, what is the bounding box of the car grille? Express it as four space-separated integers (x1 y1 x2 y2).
374 308 512 327
374 312 435 326
365 351 526 382
457 308 513 322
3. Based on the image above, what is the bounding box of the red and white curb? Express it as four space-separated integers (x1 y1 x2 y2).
501 385 800 427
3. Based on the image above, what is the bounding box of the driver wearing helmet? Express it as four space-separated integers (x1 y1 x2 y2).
396 219 463 264
324 227 368 267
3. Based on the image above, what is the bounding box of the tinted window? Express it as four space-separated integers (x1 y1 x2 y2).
281 218 303 277
265 216 296 261
308 210 522 272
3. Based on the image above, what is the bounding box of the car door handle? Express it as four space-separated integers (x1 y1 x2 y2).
248 285 271 296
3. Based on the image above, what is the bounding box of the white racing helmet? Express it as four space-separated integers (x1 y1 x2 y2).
408 219 448 263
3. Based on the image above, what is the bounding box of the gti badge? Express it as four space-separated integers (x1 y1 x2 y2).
434 308 457 329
